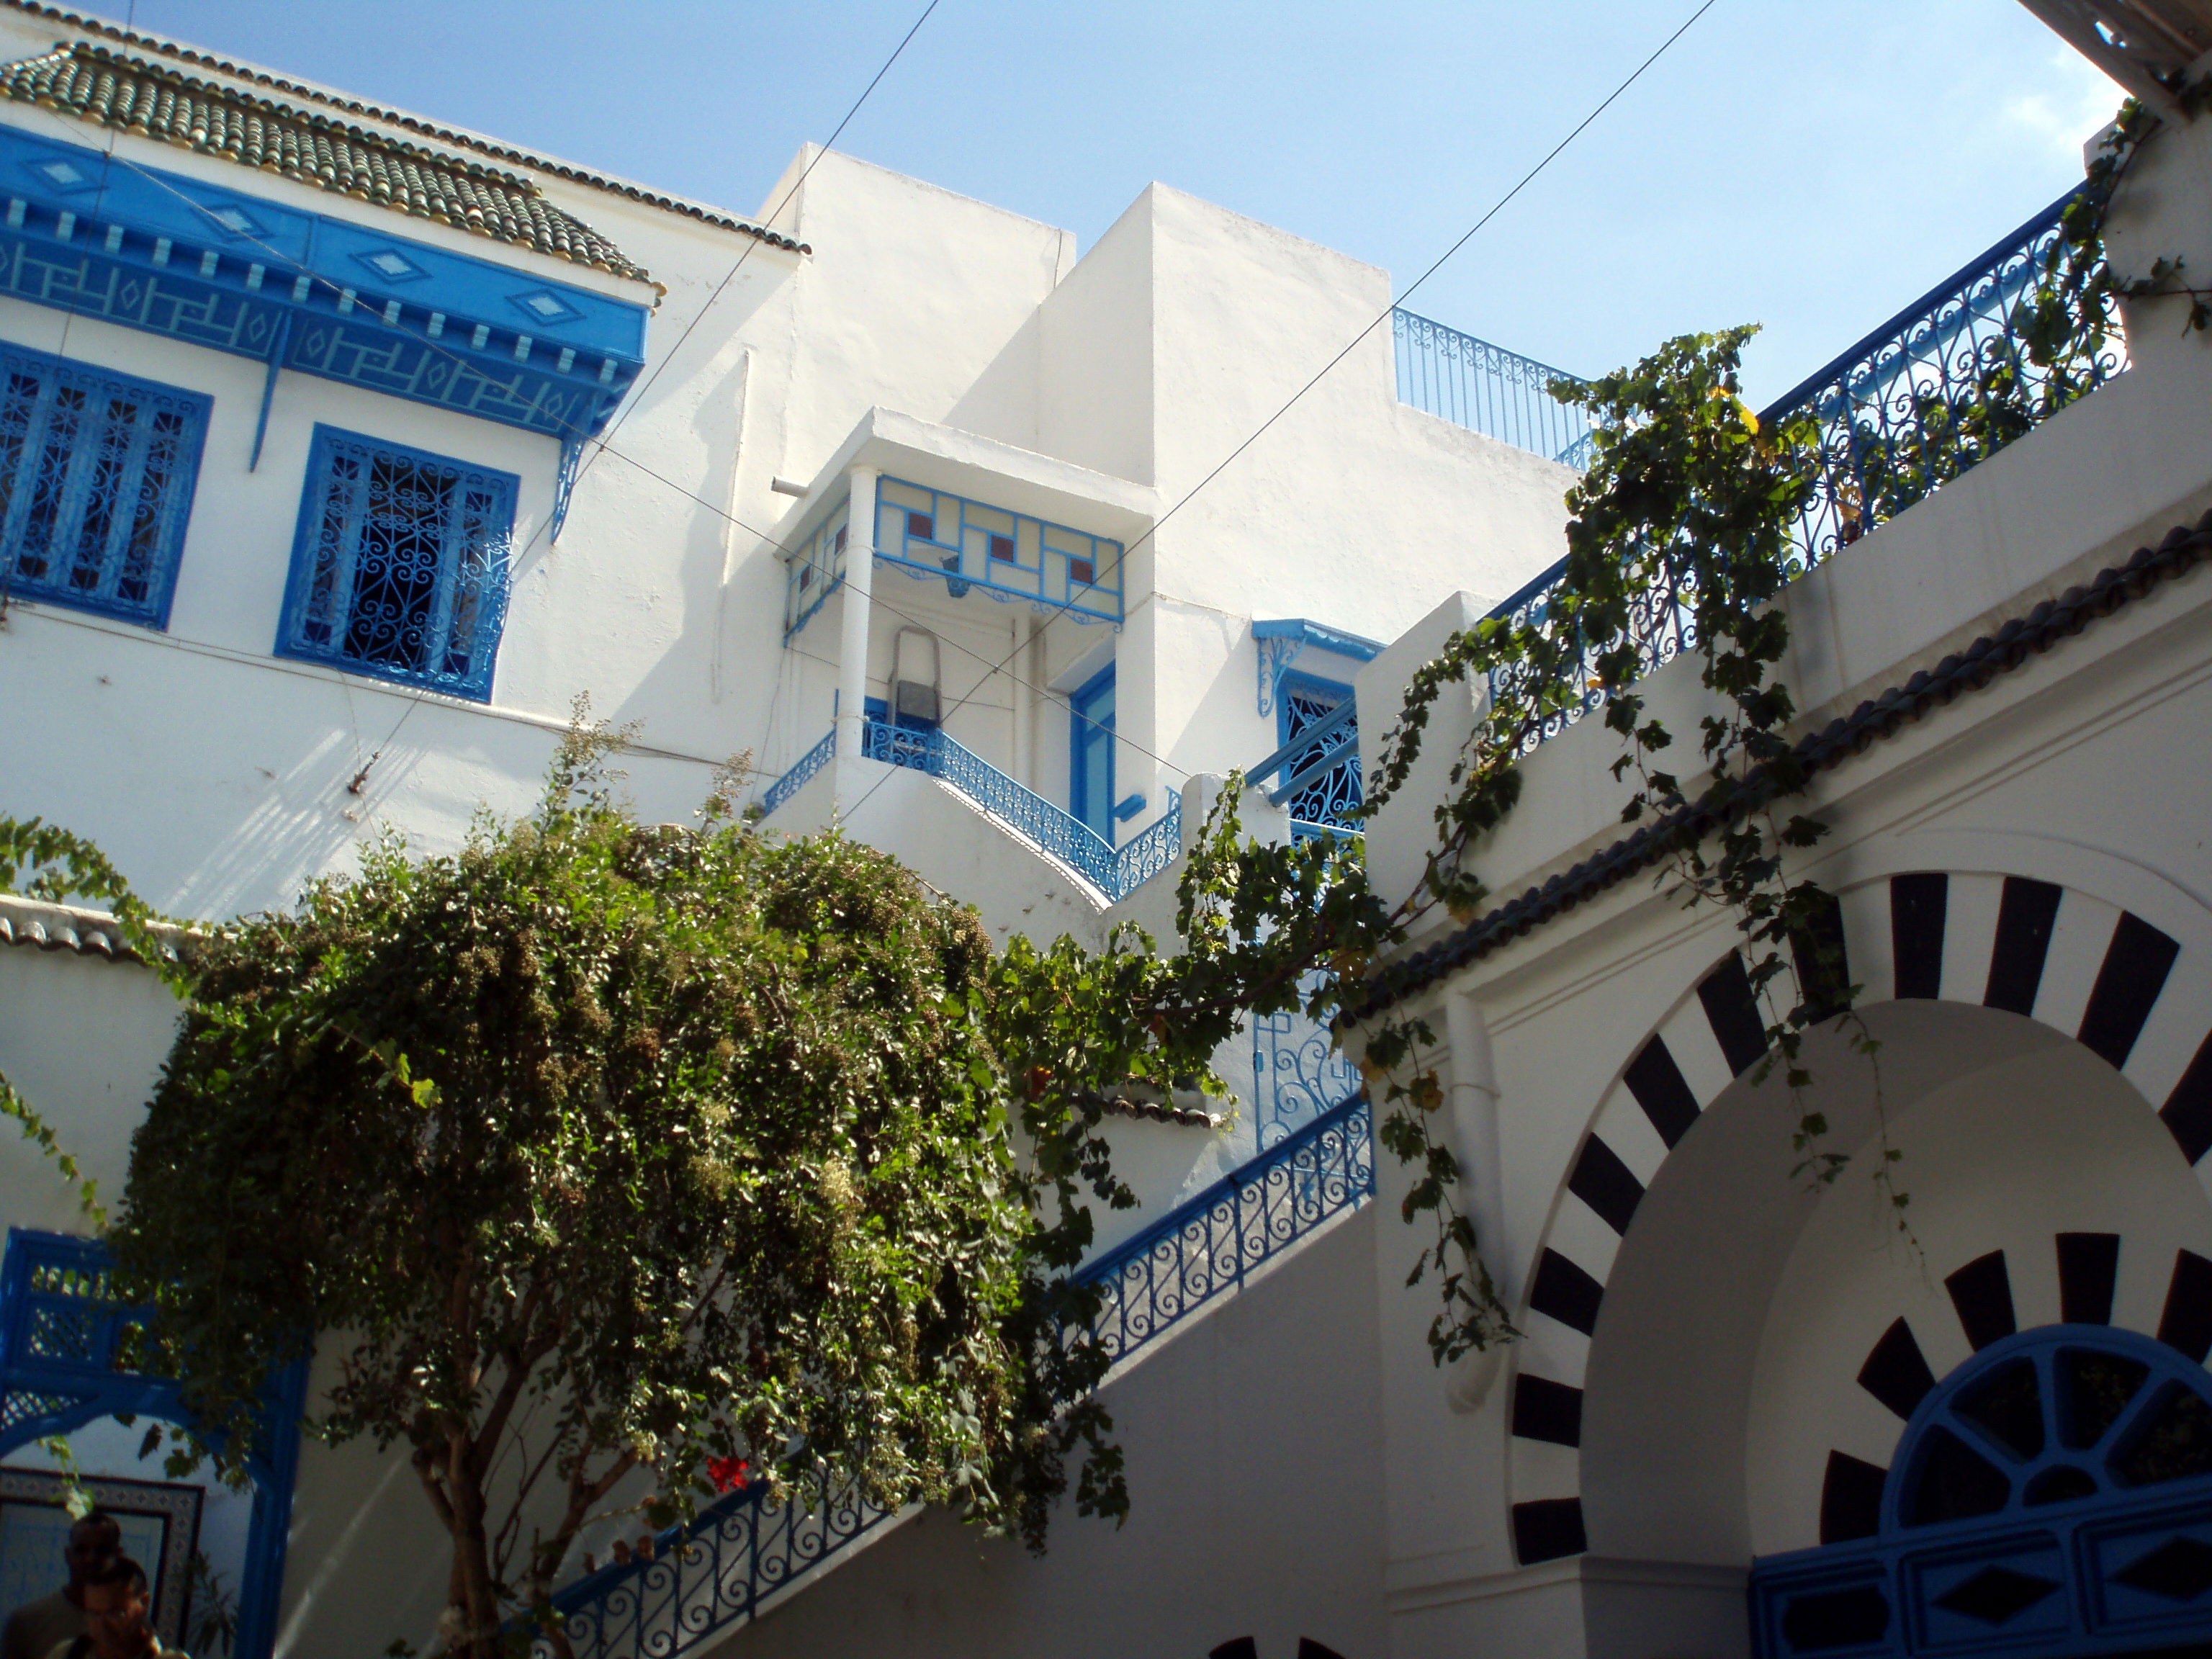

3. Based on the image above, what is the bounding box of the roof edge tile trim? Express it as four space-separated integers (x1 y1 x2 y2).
0 892 192 962
1 41 657 283
0 1 809 254
1344 510 2212 1025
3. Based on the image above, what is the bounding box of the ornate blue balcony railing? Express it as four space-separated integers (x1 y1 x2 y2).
858 719 1181 903
758 728 836 819
1082 1090 1372 1364
1478 184 2121 757
1393 308 1593 467
1251 974 1364 1148
537 1091 1372 1659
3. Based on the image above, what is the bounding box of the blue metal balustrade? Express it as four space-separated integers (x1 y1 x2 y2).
859 719 1180 902
1393 308 1593 467
759 728 836 817
1750 1324 2212 1659
539 1092 1373 1659
1473 184 2120 758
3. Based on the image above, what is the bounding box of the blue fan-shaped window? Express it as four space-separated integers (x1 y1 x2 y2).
1752 1325 2212 1659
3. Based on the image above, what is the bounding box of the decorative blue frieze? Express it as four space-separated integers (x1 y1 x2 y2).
0 120 648 451
0 341 207 628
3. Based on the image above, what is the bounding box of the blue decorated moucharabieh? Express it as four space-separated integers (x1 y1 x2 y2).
0 42 670 513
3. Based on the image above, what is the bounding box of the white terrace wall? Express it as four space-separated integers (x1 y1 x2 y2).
1343 112 2212 1658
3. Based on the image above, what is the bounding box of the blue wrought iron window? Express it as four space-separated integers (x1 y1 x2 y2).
277 426 518 701
1071 664 1116 845
1278 674 1361 834
1750 1323 2212 1659
0 345 208 629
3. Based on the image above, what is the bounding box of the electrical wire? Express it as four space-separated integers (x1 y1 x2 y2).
833 0 1721 829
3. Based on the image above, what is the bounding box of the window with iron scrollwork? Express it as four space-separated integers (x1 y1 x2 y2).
0 344 209 629
1278 675 1360 832
276 426 518 702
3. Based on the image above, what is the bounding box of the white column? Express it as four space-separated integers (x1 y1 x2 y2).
1444 986 1513 1411
1009 612 1030 787
835 466 878 814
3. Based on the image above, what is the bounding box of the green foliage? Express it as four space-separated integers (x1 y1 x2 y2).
99 728 1149 1654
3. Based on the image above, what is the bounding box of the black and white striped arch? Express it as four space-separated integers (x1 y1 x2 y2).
1505 871 2212 1568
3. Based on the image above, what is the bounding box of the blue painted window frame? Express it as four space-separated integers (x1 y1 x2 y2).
1277 670 1361 831
0 1229 306 1659
1750 1322 2212 1659
1070 663 1116 846
0 342 208 629
276 424 518 702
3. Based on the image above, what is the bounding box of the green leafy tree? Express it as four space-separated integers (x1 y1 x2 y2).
96 730 1212 1658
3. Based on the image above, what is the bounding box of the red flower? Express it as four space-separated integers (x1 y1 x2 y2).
707 1455 750 1493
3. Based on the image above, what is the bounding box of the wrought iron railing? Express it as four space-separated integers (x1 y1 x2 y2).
858 719 1182 903
758 728 836 818
537 1091 1373 1659
1082 1091 1372 1364
1478 184 2121 756
1393 308 1593 467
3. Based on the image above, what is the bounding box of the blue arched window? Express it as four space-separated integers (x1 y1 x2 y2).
1751 1324 2212 1658
0 1231 305 1659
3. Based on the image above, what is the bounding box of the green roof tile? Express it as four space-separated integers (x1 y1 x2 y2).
0 41 661 284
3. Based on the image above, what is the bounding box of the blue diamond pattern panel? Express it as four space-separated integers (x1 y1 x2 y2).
353 247 429 283
508 288 585 326
202 202 267 238
24 155 99 192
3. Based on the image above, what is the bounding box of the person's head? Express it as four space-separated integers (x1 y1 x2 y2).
78 1557 150 1658
63 1513 122 1589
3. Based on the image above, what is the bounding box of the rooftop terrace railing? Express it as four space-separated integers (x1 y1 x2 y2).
1481 184 2122 755
1394 307 1593 467
536 1091 1375 1659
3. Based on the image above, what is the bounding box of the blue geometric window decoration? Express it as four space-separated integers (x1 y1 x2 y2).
276 426 518 701
0 343 210 630
0 1229 307 1659
874 477 1123 626
1750 1322 2212 1659
352 246 428 284
508 289 585 328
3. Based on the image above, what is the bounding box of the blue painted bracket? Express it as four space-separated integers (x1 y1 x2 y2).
551 431 587 543
1253 619 1383 715
248 310 291 472
1111 792 1146 823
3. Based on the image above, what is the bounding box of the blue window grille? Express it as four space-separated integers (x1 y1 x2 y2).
1071 664 1116 844
277 426 518 701
1750 1323 2212 1659
876 477 1123 626
1277 674 1361 835
0 345 208 629
0 1230 305 1659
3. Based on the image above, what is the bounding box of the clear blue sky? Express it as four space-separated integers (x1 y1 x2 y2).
124 0 2119 406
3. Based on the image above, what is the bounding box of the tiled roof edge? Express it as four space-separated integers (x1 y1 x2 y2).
0 1 811 255
0 891 193 963
1342 508 2212 1025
